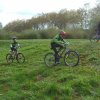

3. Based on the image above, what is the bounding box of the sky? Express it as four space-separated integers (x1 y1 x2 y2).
0 0 97 26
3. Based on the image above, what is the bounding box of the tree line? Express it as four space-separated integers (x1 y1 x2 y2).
4 9 85 32
0 2 100 39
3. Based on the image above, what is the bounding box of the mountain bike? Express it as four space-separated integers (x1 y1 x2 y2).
6 48 25 63
44 43 79 67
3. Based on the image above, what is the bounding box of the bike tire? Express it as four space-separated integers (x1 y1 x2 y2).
6 53 13 63
64 50 79 66
44 52 55 67
16 53 25 63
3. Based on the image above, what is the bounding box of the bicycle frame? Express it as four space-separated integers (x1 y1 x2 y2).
10 50 18 59
57 46 69 58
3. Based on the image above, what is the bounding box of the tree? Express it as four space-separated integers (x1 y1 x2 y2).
90 4 100 30
0 22 2 29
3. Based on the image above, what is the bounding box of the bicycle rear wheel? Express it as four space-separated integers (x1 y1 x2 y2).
44 52 55 67
16 53 25 63
64 50 79 66
6 53 13 63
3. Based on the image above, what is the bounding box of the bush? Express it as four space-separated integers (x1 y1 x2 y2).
0 30 10 39
0 28 91 39
17 30 40 39
65 28 89 39
38 28 57 39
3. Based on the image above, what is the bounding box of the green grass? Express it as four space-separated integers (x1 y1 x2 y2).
0 39 100 100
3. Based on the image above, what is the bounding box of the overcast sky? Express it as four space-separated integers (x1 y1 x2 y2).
0 0 97 26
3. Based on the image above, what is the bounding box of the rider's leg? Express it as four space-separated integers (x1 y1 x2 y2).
98 35 100 42
10 47 14 54
96 35 99 42
96 31 100 42
51 43 60 64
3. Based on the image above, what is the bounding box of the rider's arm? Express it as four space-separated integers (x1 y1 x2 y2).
52 34 69 47
60 35 69 46
54 40 64 45
52 40 64 47
17 43 20 47
52 37 65 47
16 43 20 49
60 35 66 43
10 44 12 47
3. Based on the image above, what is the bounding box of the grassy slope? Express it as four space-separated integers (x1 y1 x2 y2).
0 39 100 100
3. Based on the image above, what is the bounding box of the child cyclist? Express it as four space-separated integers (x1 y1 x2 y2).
10 37 20 53
51 30 69 64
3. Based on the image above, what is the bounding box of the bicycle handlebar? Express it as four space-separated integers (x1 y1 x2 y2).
64 42 69 47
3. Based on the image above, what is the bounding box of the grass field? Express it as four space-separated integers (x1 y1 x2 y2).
0 39 100 100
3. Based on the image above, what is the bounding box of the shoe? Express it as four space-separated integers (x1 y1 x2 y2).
55 61 61 64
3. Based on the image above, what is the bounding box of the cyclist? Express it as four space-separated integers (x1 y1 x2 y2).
10 37 20 52
51 30 68 64
96 21 100 42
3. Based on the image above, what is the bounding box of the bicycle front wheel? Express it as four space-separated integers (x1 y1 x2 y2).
64 50 79 67
6 53 13 63
16 53 25 63
44 52 55 67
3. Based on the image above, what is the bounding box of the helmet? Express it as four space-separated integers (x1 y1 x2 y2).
60 30 66 37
